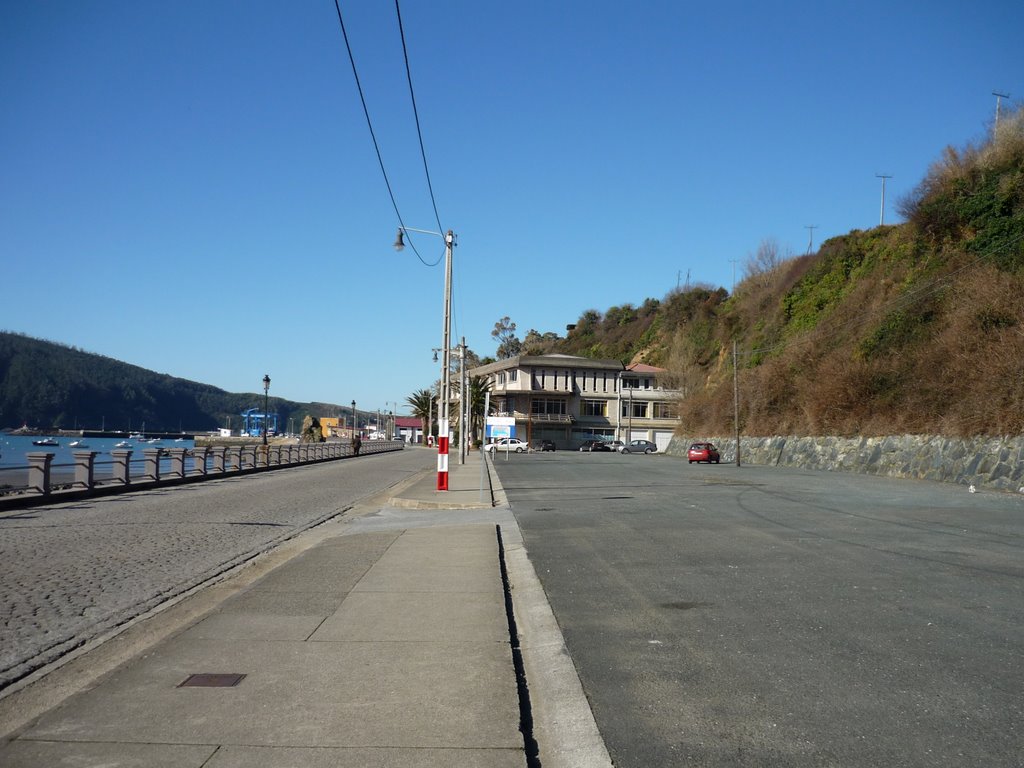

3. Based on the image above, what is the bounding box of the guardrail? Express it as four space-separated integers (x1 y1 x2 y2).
0 439 406 508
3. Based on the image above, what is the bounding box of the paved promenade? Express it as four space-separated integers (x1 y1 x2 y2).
0 449 611 768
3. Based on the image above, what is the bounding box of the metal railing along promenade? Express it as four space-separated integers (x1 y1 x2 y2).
0 440 405 508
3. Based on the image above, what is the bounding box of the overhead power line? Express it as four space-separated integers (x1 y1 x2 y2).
395 0 444 236
331 0 440 267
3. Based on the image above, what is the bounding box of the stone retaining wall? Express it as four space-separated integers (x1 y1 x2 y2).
664 434 1024 492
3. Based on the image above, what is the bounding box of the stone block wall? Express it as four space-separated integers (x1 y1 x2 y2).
664 434 1024 493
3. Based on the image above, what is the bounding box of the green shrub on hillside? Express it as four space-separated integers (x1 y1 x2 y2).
900 106 1024 271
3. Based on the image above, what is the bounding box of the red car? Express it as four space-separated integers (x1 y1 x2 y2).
687 442 720 464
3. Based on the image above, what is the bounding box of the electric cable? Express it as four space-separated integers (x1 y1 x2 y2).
395 0 444 236
331 0 441 267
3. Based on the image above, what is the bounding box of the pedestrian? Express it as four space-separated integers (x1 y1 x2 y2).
352 433 362 456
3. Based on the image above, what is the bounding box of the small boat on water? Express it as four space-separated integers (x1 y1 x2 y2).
68 440 90 448
114 440 132 448
32 438 59 447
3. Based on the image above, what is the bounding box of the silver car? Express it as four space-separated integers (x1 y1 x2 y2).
619 439 658 454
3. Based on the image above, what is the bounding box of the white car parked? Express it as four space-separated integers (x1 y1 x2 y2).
484 438 529 453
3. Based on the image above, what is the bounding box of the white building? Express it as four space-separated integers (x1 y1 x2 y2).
469 353 680 450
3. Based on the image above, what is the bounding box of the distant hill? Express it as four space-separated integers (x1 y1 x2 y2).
0 332 350 433
514 106 1024 437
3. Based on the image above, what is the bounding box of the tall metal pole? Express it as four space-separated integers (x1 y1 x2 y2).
480 391 490 504
393 224 455 484
616 372 623 441
262 374 270 446
459 336 468 465
876 174 892 226
805 225 818 254
627 387 633 440
438 230 455 490
733 341 741 467
993 91 1010 133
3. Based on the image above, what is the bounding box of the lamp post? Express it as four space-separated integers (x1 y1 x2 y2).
627 386 633 441
262 374 271 446
351 400 356 439
395 226 456 490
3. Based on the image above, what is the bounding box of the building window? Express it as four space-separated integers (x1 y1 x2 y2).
510 369 518 382
582 399 607 417
623 377 640 389
531 398 566 415
653 402 676 418
621 401 648 418
498 372 506 385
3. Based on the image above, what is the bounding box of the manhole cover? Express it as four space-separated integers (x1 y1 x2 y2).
178 673 246 688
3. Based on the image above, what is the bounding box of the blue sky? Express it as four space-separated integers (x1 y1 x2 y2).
2 1 1021 414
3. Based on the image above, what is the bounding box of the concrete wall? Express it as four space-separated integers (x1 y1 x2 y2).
664 434 1024 493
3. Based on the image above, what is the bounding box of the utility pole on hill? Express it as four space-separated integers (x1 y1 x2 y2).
804 225 818 254
993 90 1010 133
876 174 893 226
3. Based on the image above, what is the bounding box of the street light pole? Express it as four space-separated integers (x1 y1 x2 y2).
395 226 456 490
262 374 271 446
459 336 467 465
351 400 356 439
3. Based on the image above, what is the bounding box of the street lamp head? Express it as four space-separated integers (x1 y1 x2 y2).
393 229 405 251
263 374 271 391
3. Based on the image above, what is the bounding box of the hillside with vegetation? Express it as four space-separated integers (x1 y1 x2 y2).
0 332 348 433
513 107 1024 437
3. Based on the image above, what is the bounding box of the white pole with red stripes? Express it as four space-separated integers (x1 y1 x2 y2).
394 225 455 491
437 230 455 491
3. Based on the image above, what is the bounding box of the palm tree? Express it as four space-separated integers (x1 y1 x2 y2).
405 388 433 444
468 375 492 445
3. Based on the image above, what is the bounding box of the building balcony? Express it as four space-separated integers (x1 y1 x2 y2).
506 411 575 424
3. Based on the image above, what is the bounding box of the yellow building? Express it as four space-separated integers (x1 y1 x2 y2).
318 417 345 439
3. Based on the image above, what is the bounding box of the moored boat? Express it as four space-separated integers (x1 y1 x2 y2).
32 438 59 447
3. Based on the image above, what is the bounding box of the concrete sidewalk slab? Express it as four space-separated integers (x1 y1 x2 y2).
20 639 517 748
388 448 499 510
1 524 525 768
313 591 508 643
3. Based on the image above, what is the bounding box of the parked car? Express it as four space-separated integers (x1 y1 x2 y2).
485 438 529 453
608 440 625 452
687 442 720 463
578 440 613 452
538 439 557 452
620 439 658 454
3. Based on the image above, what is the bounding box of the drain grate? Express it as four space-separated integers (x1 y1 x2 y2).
178 673 246 688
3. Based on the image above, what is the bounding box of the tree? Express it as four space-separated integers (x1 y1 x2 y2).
405 388 433 442
744 238 787 289
467 375 492 444
491 316 522 359
522 329 561 355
